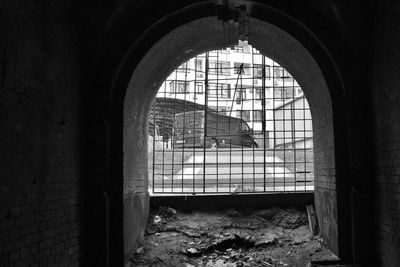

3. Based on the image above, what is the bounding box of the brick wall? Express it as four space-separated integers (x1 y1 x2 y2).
0 1 88 266
0 1 397 266
372 2 400 266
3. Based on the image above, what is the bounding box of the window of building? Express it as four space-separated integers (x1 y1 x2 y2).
274 87 296 100
234 62 251 75
273 66 293 82
254 64 263 78
209 60 230 76
283 69 292 79
297 87 303 96
233 45 244 53
253 110 263 121
236 88 247 103
254 64 271 79
265 65 271 79
274 87 283 100
233 42 250 53
221 61 231 76
255 88 263 100
208 83 231 98
195 82 204 94
195 59 203 78
177 61 190 73
284 87 295 99
273 66 283 78
169 80 189 94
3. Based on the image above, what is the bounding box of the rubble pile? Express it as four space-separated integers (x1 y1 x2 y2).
132 207 327 267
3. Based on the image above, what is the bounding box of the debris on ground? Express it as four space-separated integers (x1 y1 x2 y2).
254 233 278 247
135 246 144 254
132 207 329 267
154 215 162 224
256 208 308 229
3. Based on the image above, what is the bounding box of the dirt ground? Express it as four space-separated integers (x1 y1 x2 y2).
131 206 330 267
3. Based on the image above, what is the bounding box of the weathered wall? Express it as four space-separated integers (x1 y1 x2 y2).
371 1 400 266
0 1 87 266
123 94 150 264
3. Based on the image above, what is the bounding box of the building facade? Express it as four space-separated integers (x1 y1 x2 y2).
155 41 309 148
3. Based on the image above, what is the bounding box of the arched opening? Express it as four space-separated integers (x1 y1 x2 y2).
105 6 345 265
148 45 314 195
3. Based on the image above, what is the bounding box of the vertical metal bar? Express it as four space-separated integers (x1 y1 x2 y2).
193 56 198 194
229 125 232 193
161 98 166 193
171 69 178 193
251 48 255 191
160 83 165 193
292 76 297 191
240 67 244 191
181 61 189 193
282 68 286 192
272 62 276 191
216 50 220 193
229 58 233 193
203 52 209 193
303 90 307 190
152 102 156 193
262 55 266 192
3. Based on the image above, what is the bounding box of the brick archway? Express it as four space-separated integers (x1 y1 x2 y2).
101 4 347 266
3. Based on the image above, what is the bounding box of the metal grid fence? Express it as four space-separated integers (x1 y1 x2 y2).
148 43 314 195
